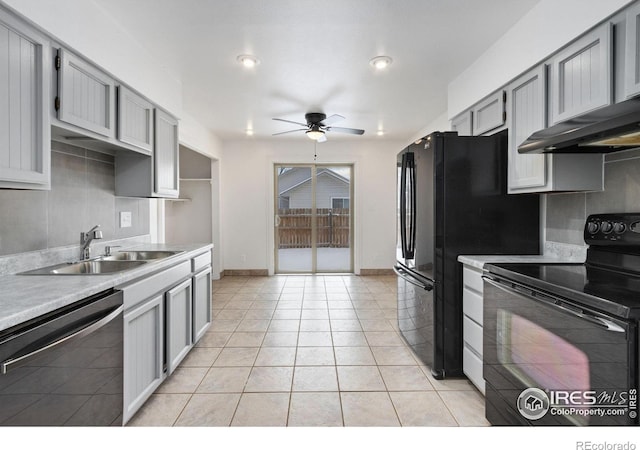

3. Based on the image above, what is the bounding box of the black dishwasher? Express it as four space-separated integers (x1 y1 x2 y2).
0 289 123 426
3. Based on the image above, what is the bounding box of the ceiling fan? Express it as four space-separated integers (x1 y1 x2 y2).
272 113 365 142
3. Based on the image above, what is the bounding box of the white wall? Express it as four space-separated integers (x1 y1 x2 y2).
221 138 403 274
448 0 633 118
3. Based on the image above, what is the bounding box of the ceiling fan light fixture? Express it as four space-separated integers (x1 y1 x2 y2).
306 129 325 140
237 54 260 68
370 55 392 70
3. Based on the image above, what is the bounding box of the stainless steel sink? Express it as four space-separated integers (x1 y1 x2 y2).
20 259 147 275
100 250 183 261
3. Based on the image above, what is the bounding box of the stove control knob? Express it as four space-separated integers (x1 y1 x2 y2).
601 221 613 234
587 222 600 234
613 222 626 234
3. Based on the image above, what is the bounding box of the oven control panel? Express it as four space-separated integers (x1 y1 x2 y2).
584 213 640 245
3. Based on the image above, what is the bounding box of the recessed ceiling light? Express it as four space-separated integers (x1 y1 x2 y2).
237 54 260 68
245 128 254 136
369 56 392 70
377 129 385 136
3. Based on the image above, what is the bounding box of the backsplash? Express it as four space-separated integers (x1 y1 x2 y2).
544 148 640 256
0 141 150 258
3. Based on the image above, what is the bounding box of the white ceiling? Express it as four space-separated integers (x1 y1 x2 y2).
93 0 540 142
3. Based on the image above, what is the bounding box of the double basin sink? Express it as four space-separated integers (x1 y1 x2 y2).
20 251 183 275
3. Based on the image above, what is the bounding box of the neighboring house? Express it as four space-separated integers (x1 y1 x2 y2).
278 167 350 209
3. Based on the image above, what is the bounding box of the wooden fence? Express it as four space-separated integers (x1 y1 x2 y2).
277 208 350 249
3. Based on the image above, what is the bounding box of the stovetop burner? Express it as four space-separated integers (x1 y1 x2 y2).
486 213 640 319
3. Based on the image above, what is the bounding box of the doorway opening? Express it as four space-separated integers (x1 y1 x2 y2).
274 164 353 273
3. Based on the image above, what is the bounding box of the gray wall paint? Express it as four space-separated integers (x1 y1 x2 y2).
0 141 149 256
545 148 640 247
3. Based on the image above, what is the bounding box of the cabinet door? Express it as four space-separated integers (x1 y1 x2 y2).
450 110 472 136
192 266 212 343
625 2 640 99
507 66 547 192
549 22 613 125
123 294 164 424
154 108 179 197
166 278 192 375
0 9 50 189
117 85 154 154
57 48 115 137
472 90 506 135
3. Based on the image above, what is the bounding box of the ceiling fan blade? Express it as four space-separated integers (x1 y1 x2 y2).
321 114 345 126
317 133 327 143
326 126 365 135
273 118 308 127
272 128 307 136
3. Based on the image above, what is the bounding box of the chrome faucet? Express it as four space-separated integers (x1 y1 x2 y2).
80 225 103 260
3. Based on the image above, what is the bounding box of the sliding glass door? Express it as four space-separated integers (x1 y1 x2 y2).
275 164 353 273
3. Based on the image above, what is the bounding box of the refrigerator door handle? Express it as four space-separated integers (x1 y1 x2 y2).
399 152 416 260
394 264 433 291
399 154 408 258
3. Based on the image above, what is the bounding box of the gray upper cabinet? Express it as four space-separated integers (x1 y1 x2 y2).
507 66 547 192
0 7 51 190
56 48 115 138
117 85 154 154
450 110 473 136
625 2 640 99
472 90 506 135
507 64 604 193
549 22 613 125
154 108 179 198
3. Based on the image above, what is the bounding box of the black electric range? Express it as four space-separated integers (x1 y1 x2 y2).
482 213 640 426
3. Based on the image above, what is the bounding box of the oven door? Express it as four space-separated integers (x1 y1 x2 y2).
483 274 637 426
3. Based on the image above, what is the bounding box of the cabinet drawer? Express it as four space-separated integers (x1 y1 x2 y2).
192 251 212 273
463 287 483 326
121 260 191 310
463 315 483 356
463 345 485 395
462 266 483 293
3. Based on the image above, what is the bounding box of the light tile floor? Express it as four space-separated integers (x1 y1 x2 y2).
127 275 489 427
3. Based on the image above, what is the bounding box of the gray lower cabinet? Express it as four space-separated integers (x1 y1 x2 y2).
123 293 164 424
192 266 212 342
56 48 116 138
461 263 485 395
0 6 51 190
549 22 613 125
625 2 640 99
165 278 193 375
117 85 154 154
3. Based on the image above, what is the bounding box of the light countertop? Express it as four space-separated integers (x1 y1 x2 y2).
0 243 212 332
457 254 584 271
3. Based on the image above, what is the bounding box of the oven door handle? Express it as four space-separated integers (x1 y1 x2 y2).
0 305 124 375
394 265 433 291
482 276 625 333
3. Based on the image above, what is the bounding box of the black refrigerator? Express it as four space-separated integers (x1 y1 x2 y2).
395 130 539 379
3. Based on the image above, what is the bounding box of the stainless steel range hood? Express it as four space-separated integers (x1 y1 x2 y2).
518 98 640 154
